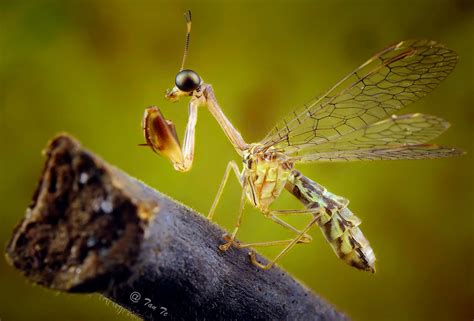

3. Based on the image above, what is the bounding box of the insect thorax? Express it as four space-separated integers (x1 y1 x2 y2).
243 145 294 210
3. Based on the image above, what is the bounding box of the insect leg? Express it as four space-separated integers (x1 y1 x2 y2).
207 160 242 220
176 100 199 171
265 209 320 243
268 208 320 216
249 212 322 270
142 99 200 172
218 177 248 252
222 237 306 249
224 208 321 249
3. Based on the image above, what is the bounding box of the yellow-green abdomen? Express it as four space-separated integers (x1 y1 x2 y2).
286 170 376 273
319 207 375 272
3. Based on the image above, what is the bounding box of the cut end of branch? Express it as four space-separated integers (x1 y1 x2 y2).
6 135 154 292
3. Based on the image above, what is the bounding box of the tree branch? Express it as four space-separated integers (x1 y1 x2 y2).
6 134 349 321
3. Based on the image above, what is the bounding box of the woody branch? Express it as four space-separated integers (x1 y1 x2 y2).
6 134 349 321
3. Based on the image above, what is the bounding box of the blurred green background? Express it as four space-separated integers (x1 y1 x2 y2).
1 1 473 320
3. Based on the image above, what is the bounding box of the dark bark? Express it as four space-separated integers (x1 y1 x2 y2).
5 134 350 321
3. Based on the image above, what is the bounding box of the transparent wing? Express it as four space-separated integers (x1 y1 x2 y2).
294 145 463 162
261 39 458 155
289 113 450 158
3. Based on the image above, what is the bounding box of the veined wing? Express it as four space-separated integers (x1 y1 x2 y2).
294 144 463 162
289 113 464 162
261 39 458 155
289 113 450 157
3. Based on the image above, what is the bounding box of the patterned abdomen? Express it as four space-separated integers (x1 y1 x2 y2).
287 170 376 273
318 206 375 272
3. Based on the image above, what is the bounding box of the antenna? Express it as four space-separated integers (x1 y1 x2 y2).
180 10 192 71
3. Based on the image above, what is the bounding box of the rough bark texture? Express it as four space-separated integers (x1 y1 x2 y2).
6 134 350 321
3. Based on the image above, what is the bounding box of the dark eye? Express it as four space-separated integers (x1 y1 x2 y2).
175 69 201 92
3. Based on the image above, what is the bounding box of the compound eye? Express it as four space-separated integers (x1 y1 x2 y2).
175 69 201 92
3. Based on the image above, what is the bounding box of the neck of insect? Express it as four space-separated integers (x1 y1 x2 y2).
200 84 249 155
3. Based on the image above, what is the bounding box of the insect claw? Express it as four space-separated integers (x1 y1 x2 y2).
248 251 273 270
219 233 235 251
222 233 231 242
218 242 232 252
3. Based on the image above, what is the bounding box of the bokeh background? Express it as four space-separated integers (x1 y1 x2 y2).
1 1 473 320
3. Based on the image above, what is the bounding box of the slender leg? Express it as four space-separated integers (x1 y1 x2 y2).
266 208 322 243
269 209 319 216
207 160 242 220
269 215 312 242
218 178 248 251
222 237 311 249
249 212 322 270
224 207 321 249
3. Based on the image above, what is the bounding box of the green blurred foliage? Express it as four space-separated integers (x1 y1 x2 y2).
1 1 473 320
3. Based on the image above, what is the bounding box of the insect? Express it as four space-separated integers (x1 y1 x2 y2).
142 11 462 272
